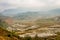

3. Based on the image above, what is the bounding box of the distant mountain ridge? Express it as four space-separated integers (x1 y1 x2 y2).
0 8 60 20
1 8 60 16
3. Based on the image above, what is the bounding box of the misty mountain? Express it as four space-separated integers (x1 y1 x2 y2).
49 8 60 16
1 8 60 20
13 12 43 20
1 8 27 17
50 8 60 13
0 13 10 20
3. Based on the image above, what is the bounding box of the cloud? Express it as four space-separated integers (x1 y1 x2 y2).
0 0 60 11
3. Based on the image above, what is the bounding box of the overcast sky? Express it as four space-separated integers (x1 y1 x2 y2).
0 0 60 11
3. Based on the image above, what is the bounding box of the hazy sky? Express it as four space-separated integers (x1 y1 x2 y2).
0 0 60 11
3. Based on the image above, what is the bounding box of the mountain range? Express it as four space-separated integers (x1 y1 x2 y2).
0 8 60 20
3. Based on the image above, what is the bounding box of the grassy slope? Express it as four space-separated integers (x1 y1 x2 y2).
0 27 20 40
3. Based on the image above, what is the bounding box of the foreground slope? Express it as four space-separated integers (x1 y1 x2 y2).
0 27 20 40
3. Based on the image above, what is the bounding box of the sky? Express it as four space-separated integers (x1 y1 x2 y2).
0 0 60 11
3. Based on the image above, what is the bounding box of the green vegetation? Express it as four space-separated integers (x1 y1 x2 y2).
0 19 8 29
0 19 20 40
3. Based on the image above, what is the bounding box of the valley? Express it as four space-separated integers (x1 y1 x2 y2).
0 10 60 40
5 16 60 37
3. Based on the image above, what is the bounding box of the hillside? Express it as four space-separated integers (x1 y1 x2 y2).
0 27 20 40
0 14 60 40
0 19 20 40
0 8 60 40
13 12 41 20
